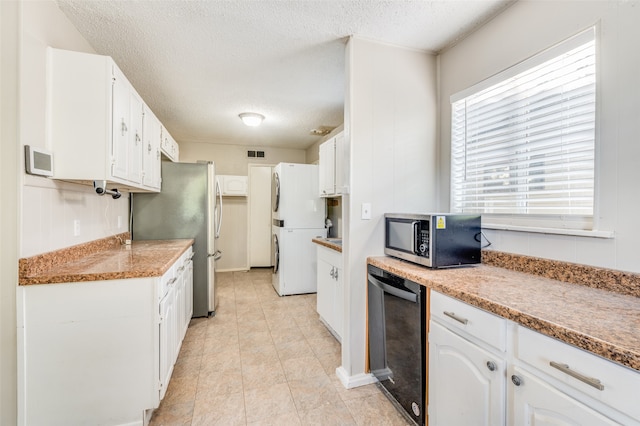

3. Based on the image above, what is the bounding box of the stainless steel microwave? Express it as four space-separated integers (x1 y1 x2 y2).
384 213 481 268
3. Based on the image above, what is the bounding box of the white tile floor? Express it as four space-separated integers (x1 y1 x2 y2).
150 268 411 425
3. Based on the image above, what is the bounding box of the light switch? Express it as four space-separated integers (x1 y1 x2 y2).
361 202 372 220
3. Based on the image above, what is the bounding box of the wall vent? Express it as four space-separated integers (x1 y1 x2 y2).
257 151 265 158
247 150 256 158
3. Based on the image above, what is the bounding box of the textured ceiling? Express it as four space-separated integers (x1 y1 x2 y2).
55 0 513 150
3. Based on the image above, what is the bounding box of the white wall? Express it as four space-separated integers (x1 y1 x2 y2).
179 141 306 270
341 37 437 384
438 0 640 273
20 0 128 258
1 2 20 422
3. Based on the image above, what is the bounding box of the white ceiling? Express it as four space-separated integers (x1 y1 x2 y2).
56 0 514 150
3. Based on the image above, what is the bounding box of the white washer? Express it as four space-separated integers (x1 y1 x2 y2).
272 226 326 296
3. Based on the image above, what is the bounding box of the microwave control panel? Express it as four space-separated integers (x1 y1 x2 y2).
417 228 429 256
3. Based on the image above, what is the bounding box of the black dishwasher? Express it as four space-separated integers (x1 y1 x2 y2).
368 265 426 426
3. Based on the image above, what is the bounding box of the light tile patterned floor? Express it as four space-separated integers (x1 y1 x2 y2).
150 268 411 425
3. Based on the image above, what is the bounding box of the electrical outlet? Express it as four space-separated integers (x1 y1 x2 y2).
73 219 81 236
361 202 372 220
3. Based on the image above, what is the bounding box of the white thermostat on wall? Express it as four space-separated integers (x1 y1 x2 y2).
25 145 54 177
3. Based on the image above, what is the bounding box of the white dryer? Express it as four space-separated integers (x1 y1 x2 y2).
272 163 324 229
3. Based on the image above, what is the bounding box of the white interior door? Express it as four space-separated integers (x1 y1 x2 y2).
249 165 274 267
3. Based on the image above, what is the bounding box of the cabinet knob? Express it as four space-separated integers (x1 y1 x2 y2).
486 361 496 372
511 375 523 387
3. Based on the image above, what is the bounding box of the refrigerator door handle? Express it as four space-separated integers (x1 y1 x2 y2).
215 178 223 239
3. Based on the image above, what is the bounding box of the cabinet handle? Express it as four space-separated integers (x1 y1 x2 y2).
121 120 128 135
168 277 177 285
486 361 496 372
135 132 141 144
334 268 338 280
511 375 523 386
330 267 335 279
443 311 469 325
549 361 604 391
148 143 152 153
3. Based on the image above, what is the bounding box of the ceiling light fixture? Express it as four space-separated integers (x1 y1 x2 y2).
239 112 265 127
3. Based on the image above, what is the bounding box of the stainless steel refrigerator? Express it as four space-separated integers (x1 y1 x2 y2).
131 161 222 317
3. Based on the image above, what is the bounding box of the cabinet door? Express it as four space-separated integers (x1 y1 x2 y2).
128 90 144 184
316 257 334 323
428 321 506 426
111 66 130 180
511 367 619 426
334 132 346 194
332 264 343 339
319 138 335 196
158 286 175 401
142 107 161 189
185 258 193 323
221 175 248 196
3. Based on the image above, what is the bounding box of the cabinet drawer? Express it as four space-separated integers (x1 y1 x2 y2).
430 291 506 352
516 325 640 420
317 244 342 267
159 265 176 299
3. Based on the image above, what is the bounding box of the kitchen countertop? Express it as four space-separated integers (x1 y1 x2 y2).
368 255 640 372
19 238 194 285
312 237 342 253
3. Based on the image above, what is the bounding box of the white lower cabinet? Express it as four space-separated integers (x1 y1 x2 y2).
428 292 506 426
428 291 640 426
316 245 343 340
17 246 193 426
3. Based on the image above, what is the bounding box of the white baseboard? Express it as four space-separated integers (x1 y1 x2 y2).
216 267 250 272
335 366 377 389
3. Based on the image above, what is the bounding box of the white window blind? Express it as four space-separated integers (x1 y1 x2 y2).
451 28 596 227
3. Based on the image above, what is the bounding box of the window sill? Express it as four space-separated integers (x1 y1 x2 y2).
482 223 614 239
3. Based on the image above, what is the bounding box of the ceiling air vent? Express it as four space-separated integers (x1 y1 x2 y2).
310 126 335 136
248 150 265 158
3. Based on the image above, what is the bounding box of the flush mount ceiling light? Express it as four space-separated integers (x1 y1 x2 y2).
239 112 265 127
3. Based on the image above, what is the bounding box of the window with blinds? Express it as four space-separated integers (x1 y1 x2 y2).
450 28 596 230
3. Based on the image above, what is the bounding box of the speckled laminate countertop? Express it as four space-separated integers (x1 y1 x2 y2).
312 238 343 253
368 255 640 372
19 238 194 285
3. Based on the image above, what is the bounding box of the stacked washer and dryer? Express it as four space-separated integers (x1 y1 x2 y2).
271 163 326 296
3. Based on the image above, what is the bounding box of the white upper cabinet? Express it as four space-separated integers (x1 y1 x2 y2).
219 175 248 196
319 131 347 197
47 47 165 192
161 126 179 162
